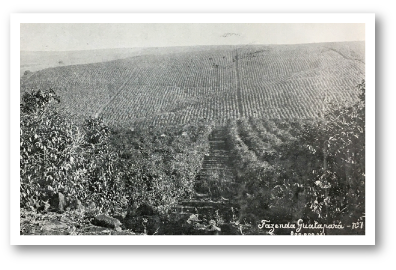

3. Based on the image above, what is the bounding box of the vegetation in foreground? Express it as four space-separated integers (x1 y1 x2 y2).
225 82 365 234
20 80 365 235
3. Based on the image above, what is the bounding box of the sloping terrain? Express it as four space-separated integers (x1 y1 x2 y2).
21 42 364 127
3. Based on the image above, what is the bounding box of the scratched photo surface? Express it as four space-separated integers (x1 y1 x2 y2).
20 23 365 235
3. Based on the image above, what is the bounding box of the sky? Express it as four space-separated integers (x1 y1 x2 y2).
20 23 365 51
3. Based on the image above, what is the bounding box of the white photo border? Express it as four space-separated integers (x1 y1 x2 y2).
10 13 375 245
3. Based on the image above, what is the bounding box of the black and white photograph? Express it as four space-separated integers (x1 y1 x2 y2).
11 13 375 244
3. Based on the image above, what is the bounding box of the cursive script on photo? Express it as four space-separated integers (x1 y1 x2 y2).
258 219 347 235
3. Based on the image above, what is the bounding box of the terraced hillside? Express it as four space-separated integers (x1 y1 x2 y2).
21 42 364 128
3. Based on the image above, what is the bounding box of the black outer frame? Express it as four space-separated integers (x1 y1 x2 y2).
1 4 394 264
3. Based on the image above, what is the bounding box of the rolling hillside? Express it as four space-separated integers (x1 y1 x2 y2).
21 42 365 128
20 42 366 235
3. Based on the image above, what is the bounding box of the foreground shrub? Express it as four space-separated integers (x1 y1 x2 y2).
20 89 211 217
225 80 365 231
20 89 87 210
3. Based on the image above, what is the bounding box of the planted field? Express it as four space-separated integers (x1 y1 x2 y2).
20 41 366 235
226 118 302 168
237 43 364 118
21 42 364 128
101 84 241 128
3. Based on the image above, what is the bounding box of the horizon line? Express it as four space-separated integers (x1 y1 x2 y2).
20 40 365 53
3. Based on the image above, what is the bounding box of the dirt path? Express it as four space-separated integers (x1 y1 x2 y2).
324 47 365 65
234 48 244 118
173 126 237 221
93 72 135 118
